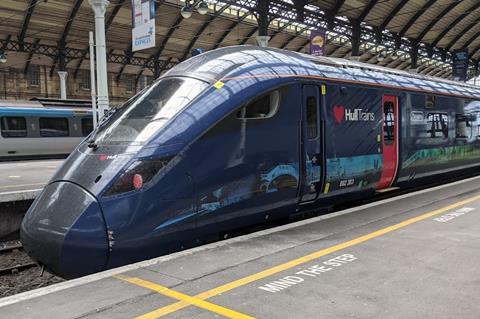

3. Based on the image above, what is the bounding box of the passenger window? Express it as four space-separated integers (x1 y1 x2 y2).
426 113 448 138
237 90 280 119
39 118 69 137
455 114 473 139
1 116 27 138
383 102 395 144
81 118 93 136
306 96 318 139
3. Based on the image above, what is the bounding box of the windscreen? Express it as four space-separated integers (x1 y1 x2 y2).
93 77 207 145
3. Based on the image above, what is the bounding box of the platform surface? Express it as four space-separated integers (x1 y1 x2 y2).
0 159 61 202
1 175 480 319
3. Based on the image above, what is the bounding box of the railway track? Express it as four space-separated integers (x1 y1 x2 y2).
0 241 39 276
0 241 63 298
0 262 38 276
0 241 23 253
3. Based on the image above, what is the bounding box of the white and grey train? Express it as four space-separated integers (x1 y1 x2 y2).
0 99 93 160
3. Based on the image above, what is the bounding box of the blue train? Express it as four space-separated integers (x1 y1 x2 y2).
21 46 480 278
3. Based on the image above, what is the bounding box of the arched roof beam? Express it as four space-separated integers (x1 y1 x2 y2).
431 2 480 47
73 0 127 79
50 0 84 76
415 1 462 43
470 46 480 60
150 0 201 67
268 20 296 43
460 29 480 52
357 0 379 23
445 18 480 51
296 38 310 53
180 3 230 61
330 0 345 18
19 0 38 48
156 15 183 55
399 0 437 38
326 0 345 28
280 26 309 49
240 26 259 45
328 44 346 57
378 0 409 30
212 11 250 50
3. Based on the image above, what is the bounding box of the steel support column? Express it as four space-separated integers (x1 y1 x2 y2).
256 0 270 47
350 19 361 58
89 0 110 118
410 41 419 71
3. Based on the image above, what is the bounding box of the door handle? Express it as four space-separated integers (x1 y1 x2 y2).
311 154 322 165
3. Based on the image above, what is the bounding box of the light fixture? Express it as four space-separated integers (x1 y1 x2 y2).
197 1 208 15
181 1 193 19
0 50 6 63
390 51 399 60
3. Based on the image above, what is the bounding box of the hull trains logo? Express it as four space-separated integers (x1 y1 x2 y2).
333 105 374 124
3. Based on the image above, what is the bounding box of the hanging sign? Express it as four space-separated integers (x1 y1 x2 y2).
132 0 155 51
309 29 327 56
452 49 469 82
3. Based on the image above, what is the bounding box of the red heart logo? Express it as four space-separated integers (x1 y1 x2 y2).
333 105 345 123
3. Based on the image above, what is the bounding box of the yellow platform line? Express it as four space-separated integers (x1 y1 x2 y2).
115 275 255 319
136 193 480 319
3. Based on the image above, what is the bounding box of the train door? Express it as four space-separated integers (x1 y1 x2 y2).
299 85 323 202
377 95 399 189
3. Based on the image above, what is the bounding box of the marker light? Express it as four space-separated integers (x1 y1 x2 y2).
104 157 173 196
132 174 143 189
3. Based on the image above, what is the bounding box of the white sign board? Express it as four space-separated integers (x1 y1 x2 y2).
132 0 155 52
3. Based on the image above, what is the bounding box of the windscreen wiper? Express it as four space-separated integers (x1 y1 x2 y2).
86 107 120 150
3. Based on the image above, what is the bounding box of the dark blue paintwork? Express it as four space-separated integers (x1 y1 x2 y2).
21 46 480 278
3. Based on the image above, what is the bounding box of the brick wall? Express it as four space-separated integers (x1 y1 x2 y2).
0 66 153 105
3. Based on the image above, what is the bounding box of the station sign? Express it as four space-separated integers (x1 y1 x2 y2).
452 49 469 82
309 28 326 56
132 0 156 52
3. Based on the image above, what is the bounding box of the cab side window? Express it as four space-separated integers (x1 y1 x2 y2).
237 90 280 120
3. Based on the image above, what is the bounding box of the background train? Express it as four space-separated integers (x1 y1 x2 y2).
21 46 480 278
0 98 93 160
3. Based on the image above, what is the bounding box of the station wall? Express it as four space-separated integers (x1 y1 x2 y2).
0 65 153 105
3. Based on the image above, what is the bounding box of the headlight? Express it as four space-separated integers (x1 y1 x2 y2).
104 157 173 196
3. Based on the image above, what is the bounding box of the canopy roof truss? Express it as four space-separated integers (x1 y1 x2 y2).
0 0 478 82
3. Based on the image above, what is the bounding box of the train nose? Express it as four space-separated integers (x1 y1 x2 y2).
20 181 108 279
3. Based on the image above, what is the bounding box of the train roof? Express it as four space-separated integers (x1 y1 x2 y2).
0 99 92 113
165 46 480 99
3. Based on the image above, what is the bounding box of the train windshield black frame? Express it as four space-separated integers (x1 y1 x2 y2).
94 77 208 144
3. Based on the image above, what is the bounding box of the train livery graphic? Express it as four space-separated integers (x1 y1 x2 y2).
21 46 480 278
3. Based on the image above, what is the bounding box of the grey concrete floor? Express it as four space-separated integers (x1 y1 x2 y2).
0 159 61 194
1 176 479 319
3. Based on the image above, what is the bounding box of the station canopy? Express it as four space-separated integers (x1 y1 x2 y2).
0 0 479 81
